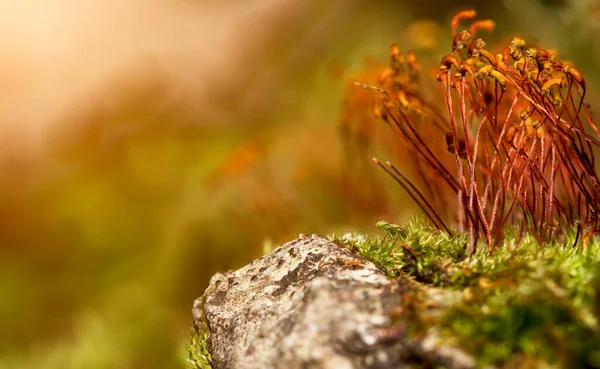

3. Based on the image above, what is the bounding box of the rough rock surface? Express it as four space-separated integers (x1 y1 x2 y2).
192 234 475 369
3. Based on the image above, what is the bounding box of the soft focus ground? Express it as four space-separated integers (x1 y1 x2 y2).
2 1 600 368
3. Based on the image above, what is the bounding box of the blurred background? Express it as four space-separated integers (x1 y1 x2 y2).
1 0 600 367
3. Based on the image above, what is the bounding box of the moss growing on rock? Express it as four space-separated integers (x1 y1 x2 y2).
189 218 600 368
187 293 212 369
186 327 212 369
337 218 600 368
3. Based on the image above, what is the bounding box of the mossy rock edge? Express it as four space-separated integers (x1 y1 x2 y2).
188 218 600 368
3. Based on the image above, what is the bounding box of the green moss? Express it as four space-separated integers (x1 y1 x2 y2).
444 237 600 368
336 217 468 283
186 295 212 369
336 217 600 368
186 326 212 369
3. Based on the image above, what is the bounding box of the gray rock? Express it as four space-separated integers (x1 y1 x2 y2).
192 234 475 369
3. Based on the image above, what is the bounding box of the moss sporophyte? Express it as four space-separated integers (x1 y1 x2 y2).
190 8 600 369
343 9 600 254
336 9 600 366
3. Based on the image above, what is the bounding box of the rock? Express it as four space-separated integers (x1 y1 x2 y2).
192 234 475 369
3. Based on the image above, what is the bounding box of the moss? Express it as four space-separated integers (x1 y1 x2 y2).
186 295 212 369
443 239 600 368
336 217 600 368
336 217 468 283
186 326 212 369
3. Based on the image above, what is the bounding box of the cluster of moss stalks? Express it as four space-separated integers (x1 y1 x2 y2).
187 7 600 368
187 218 600 368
